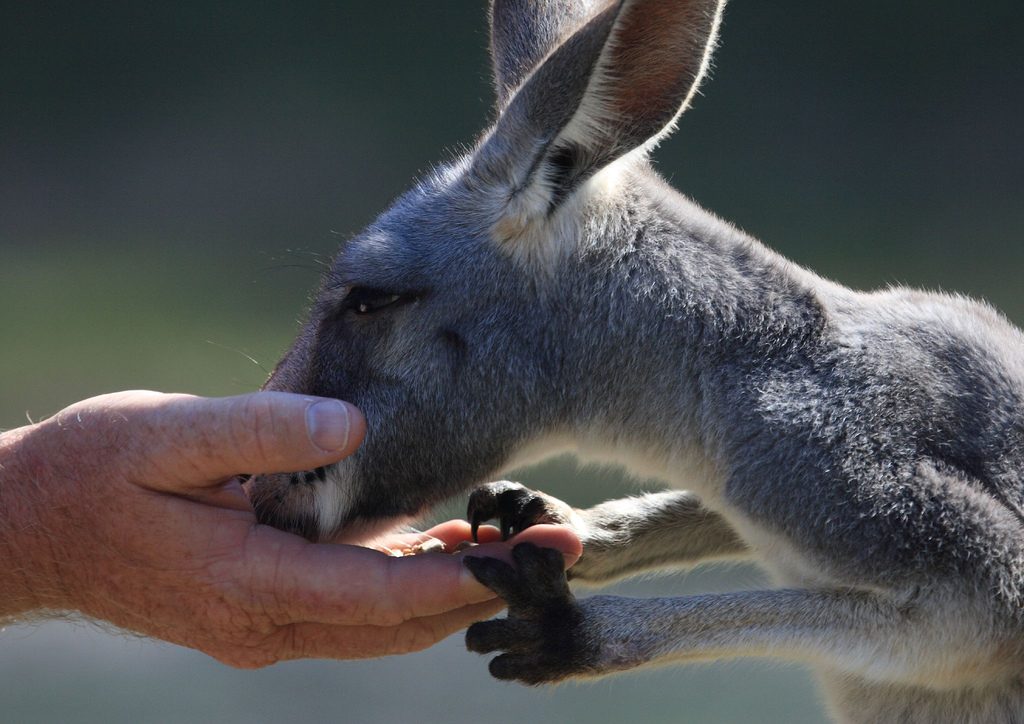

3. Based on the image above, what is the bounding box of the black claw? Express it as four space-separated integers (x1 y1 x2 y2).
470 508 489 543
497 489 526 539
467 486 501 543
313 465 328 482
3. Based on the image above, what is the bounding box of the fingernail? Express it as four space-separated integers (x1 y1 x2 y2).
306 399 351 452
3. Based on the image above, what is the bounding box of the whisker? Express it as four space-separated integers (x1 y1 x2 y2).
204 340 270 375
251 263 323 277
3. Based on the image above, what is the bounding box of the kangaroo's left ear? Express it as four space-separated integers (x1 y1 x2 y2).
489 0 608 110
473 0 725 238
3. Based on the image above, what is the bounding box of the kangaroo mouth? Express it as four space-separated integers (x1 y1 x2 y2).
245 471 322 541
245 465 451 544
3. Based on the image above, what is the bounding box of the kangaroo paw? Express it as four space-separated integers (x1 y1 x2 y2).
464 542 602 684
467 481 575 542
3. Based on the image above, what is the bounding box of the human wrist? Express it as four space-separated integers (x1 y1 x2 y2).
0 425 74 619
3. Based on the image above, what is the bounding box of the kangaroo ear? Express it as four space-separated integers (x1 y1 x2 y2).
475 0 725 234
489 0 608 109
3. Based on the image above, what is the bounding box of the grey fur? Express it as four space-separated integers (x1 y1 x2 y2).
489 0 606 108
250 0 1024 719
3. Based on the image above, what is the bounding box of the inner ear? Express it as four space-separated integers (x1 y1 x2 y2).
545 142 596 211
601 1 722 140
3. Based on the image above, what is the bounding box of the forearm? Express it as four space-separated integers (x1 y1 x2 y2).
572 491 750 583
0 428 42 619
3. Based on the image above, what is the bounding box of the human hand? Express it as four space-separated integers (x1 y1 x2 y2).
0 391 581 667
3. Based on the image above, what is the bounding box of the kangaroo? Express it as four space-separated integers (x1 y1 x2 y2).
248 1 1024 720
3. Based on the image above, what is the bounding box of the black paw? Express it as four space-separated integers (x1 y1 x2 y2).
464 542 597 684
467 481 574 542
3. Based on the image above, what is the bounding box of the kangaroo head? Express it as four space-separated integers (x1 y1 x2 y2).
250 0 726 541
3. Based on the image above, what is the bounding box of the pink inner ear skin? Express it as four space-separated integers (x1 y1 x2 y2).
609 1 710 127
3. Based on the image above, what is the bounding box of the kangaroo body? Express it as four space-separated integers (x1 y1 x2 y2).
249 1 1024 720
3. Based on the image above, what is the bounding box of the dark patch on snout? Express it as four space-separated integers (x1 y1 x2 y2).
294 466 329 485
440 327 468 370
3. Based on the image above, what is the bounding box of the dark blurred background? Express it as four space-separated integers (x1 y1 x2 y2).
1 2 1021 722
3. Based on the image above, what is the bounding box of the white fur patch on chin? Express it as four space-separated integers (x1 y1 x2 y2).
313 463 354 540
312 463 416 544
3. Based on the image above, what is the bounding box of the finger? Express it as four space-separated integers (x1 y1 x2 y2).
421 519 503 546
384 520 503 550
89 391 366 490
247 526 501 628
355 520 503 553
475 524 583 567
275 599 506 661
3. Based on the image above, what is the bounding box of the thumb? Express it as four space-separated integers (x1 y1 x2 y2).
61 391 366 491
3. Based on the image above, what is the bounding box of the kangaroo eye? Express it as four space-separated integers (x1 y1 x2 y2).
344 287 406 315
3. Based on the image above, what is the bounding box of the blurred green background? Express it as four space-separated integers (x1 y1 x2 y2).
1 2 1020 722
